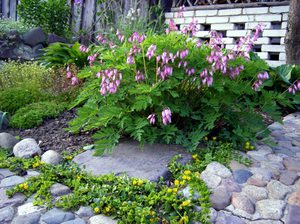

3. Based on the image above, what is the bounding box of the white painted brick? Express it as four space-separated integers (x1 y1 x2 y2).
255 38 270 45
282 22 287 29
243 7 268 15
182 10 195 17
186 17 205 24
222 38 235 44
227 30 249 37
263 29 286 37
195 10 218 17
262 45 285 52
245 22 271 30
266 60 285 67
195 31 210 38
270 6 290 13
255 14 282 22
256 52 269 60
225 44 235 50
230 15 255 23
281 37 285 45
279 53 286 61
282 13 289 21
218 8 242 16
211 23 235 30
173 18 184 24
164 12 174 19
207 16 229 24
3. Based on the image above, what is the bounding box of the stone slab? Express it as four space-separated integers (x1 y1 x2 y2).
73 140 191 181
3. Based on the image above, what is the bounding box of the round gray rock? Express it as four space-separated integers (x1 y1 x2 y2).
233 169 253 184
40 208 75 224
0 133 18 150
13 138 41 158
256 199 286 219
41 150 62 165
210 185 231 210
89 215 117 224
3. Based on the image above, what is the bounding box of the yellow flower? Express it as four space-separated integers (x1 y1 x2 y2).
212 136 217 141
204 137 208 141
94 207 100 213
182 175 187 180
150 218 155 222
179 215 189 223
173 188 178 193
132 180 138 186
180 181 185 185
184 170 191 175
174 179 179 186
19 184 24 188
250 146 255 150
167 188 173 193
138 180 143 186
77 175 81 180
105 206 111 212
245 145 250 150
245 141 250 146
149 211 156 215
182 200 191 207
23 184 28 190
186 176 191 181
192 154 198 160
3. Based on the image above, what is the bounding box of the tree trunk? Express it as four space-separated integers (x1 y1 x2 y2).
285 0 300 65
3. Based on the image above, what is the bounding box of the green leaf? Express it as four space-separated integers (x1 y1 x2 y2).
276 64 295 85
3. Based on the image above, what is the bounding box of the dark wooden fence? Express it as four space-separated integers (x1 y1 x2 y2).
0 0 149 35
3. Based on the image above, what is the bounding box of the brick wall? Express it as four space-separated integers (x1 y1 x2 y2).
165 4 290 67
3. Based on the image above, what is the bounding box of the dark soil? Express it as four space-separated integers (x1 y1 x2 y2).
6 109 94 153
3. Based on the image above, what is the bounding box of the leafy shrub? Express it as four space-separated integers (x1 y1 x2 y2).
0 61 54 90
0 86 51 114
18 0 70 37
0 19 31 36
67 26 298 154
39 42 89 69
10 101 67 129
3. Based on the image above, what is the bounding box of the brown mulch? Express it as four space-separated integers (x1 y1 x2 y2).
6 109 94 153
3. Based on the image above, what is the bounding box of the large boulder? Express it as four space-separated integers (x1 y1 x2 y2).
22 28 47 47
0 133 18 150
48 34 67 44
13 138 42 158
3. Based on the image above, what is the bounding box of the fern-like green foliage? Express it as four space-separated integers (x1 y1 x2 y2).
66 32 297 154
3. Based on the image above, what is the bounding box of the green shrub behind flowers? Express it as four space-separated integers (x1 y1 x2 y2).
67 25 295 154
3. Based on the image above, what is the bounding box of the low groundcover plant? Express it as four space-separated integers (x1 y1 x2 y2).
65 21 298 154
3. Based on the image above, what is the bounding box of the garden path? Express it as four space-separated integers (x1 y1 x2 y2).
0 112 299 223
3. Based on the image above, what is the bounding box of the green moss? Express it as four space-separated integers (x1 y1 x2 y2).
10 101 67 129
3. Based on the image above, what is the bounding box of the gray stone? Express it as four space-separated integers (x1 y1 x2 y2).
242 185 268 202
249 168 273 181
26 170 40 178
61 218 85 224
0 206 14 222
75 206 93 218
267 153 283 162
210 185 231 210
22 28 47 47
200 171 221 189
247 175 268 187
0 189 25 209
50 183 71 196
210 208 218 223
11 211 42 224
41 150 62 165
273 146 295 156
13 44 34 60
0 132 18 149
267 180 292 199
215 211 246 224
229 160 247 171
283 157 300 172
233 169 253 184
17 202 45 216
0 168 15 178
268 122 283 131
292 140 300 147
260 161 285 177
73 140 191 181
231 192 255 214
203 162 232 178
0 112 9 130
48 33 67 44
40 208 75 224
13 138 42 158
89 215 117 224
280 170 298 185
221 178 241 193
32 44 44 58
256 199 286 219
0 175 25 188
248 220 283 224
286 205 300 224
